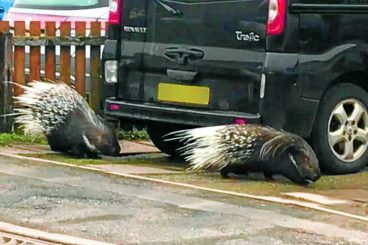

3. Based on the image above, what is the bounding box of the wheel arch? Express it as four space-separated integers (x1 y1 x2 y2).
312 71 368 133
320 71 368 102
285 71 368 139
311 79 368 174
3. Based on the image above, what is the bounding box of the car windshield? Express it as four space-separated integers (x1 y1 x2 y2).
13 0 107 9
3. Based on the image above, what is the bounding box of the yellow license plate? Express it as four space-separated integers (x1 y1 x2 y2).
158 83 210 105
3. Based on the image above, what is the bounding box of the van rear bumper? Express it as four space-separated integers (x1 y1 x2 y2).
104 98 261 126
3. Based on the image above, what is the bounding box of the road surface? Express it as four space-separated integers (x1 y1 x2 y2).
0 154 367 244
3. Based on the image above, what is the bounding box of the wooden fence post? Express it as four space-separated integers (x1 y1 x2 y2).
90 22 102 112
60 22 71 85
75 22 86 97
14 21 25 95
0 32 14 133
45 22 56 81
29 21 41 82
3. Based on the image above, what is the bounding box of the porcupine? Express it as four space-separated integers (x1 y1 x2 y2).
14 81 121 158
168 124 321 185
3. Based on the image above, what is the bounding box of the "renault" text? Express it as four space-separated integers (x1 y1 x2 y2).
124 26 147 33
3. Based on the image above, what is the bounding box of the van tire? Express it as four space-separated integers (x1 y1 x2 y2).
147 123 186 157
313 83 368 174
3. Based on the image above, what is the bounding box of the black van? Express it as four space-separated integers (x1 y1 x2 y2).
101 0 368 174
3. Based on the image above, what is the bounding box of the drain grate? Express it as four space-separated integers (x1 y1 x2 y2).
0 231 58 245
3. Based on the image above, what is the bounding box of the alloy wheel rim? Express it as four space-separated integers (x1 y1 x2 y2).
328 99 368 162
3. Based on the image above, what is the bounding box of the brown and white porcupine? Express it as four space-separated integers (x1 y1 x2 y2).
168 124 321 185
14 81 120 158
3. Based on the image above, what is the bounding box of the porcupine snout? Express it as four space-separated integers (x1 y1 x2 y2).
279 139 321 186
94 127 121 156
86 116 121 157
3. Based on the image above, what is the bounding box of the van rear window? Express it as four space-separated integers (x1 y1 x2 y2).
165 0 234 2
13 0 108 10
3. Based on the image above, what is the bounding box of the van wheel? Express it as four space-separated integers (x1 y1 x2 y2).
313 83 368 174
147 124 186 157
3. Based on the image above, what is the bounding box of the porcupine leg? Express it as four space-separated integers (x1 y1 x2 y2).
221 165 249 178
69 144 99 159
85 149 100 159
220 168 231 178
70 145 85 158
263 171 274 181
47 134 70 153
232 166 249 177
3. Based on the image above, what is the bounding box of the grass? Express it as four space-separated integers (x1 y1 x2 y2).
117 128 149 141
0 133 47 146
149 170 368 197
19 151 368 196
22 153 186 172
0 127 149 147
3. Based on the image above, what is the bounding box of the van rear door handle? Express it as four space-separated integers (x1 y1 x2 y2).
165 48 204 64
167 69 198 81
183 49 205 60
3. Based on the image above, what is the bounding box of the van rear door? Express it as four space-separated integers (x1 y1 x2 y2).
118 0 268 114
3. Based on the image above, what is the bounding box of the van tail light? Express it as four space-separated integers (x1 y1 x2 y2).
108 0 122 25
267 0 286 36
